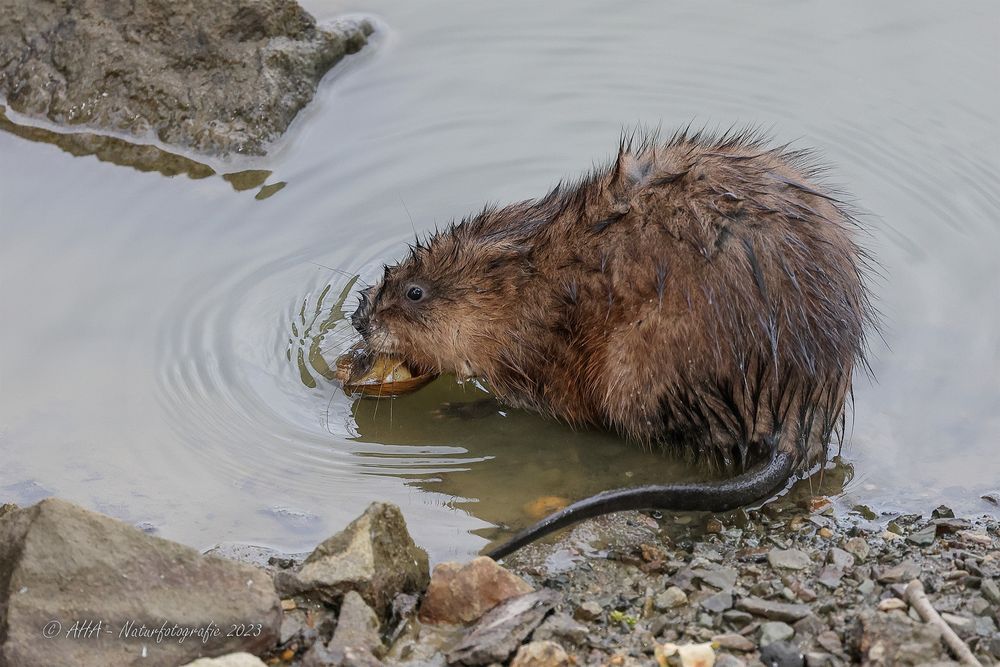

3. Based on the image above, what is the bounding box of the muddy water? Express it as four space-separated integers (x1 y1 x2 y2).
1 0 997 562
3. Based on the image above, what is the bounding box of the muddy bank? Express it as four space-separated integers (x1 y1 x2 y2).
0 0 372 156
2 495 997 666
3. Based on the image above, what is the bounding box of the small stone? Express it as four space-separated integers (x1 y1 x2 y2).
817 527 833 539
816 566 844 590
759 622 795 647
815 630 842 653
419 557 533 624
532 613 589 646
803 652 835 667
330 591 383 655
957 530 993 546
700 591 733 613
842 537 870 563
759 640 804 666
715 655 747 667
876 560 920 584
826 548 854 571
712 633 755 652
857 579 875 596
877 598 907 612
722 609 754 627
792 614 825 639
981 578 1000 605
906 524 936 546
976 616 997 637
655 586 688 611
983 493 1000 506
706 517 724 533
931 505 954 519
281 598 297 611
940 613 975 636
932 517 973 535
768 548 812 571
988 633 1000 658
510 640 570 667
575 600 603 621
448 590 561 666
694 567 739 591
737 597 811 622
181 655 269 667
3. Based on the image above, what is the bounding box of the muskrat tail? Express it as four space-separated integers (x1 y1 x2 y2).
485 450 795 560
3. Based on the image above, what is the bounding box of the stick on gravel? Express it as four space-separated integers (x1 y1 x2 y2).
905 579 982 667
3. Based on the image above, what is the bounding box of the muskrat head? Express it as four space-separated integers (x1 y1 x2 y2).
350 224 532 380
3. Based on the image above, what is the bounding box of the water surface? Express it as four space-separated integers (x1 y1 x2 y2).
1 0 998 562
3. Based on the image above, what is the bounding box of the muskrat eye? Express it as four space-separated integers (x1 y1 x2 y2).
405 285 425 302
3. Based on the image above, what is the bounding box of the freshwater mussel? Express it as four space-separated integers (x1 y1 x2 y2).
334 342 436 396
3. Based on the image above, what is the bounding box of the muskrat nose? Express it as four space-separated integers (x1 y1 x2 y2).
351 291 371 337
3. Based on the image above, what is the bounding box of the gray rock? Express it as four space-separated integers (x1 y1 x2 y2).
0 0 373 156
931 505 954 519
275 502 429 618
531 613 589 646
981 578 1000 605
715 656 748 667
330 591 384 655
876 560 920 584
759 621 795 646
759 640 804 666
842 537 870 563
700 590 734 613
768 548 812 571
737 596 812 622
0 498 280 667
574 600 603 621
906 524 936 546
989 633 1000 659
447 589 560 666
509 640 570 667
816 629 842 653
826 548 854 571
654 586 688 611
852 609 951 665
181 655 268 667
816 565 845 590
0 502 18 518
940 612 975 636
693 566 738 591
712 633 755 652
857 579 875 596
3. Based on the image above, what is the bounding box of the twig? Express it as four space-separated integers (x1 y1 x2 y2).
905 579 982 667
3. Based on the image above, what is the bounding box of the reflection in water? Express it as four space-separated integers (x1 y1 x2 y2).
0 106 283 197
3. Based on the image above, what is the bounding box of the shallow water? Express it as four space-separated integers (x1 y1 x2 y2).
1 0 998 562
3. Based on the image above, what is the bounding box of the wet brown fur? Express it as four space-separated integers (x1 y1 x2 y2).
351 128 876 472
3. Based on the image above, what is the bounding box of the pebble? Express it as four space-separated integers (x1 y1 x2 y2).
931 505 955 519
532 613 589 646
737 597 811 622
712 633 755 652
842 537 870 563
857 579 875 596
759 640 803 666
876 560 920 584
877 598 907 612
981 578 1000 605
906 524 936 546
768 548 812 571
510 640 570 667
940 612 975 636
816 630 842 653
574 600 603 621
989 633 1000 659
714 655 747 667
654 587 688 611
759 621 795 647
700 591 733 613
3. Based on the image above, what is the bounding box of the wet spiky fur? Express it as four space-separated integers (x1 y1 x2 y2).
351 128 877 471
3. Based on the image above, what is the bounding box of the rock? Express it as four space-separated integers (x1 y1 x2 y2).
329 591 383 655
768 548 812 571
0 502 17 518
981 578 1000 605
0 499 280 667
509 640 570 667
875 560 920 584
700 590 734 613
300 642 381 667
712 633 755 651
815 565 844 590
939 612 975 636
574 600 603 621
815 630 842 653
826 548 854 571
932 517 972 534
275 502 429 618
181 655 268 667
531 613 589 646
851 609 948 665
759 640 804 667
693 566 738 591
759 621 795 646
737 597 811 622
654 586 689 610
857 579 875 596
0 0 373 157
931 505 954 519
419 557 533 625
447 589 560 666
905 524 936 546
842 537 870 563
989 633 1000 659
715 656 747 667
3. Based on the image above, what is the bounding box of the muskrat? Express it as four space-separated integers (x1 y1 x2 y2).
349 128 876 559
